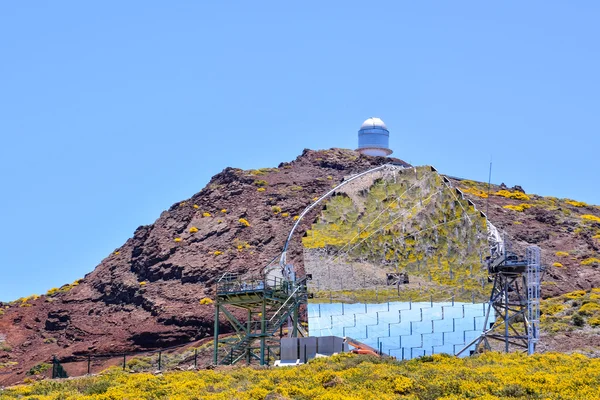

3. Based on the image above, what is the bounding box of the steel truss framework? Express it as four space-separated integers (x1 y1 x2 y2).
213 273 308 366
458 245 542 356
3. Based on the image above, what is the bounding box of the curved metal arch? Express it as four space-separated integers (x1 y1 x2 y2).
278 163 505 277
279 163 409 270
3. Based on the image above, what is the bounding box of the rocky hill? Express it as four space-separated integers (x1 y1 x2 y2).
0 148 599 383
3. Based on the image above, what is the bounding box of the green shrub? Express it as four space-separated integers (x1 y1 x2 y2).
572 313 585 327
27 363 51 375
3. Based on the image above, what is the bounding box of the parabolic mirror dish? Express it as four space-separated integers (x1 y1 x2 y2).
300 165 496 358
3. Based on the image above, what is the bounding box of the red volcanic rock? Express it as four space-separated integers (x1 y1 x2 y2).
0 149 408 384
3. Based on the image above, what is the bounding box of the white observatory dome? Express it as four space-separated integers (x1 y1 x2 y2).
360 117 388 131
357 117 392 157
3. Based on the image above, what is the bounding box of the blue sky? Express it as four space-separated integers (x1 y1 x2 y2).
1 1 599 301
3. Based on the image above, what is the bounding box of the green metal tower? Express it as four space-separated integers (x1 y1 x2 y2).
213 271 308 365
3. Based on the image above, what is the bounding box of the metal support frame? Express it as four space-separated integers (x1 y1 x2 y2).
457 245 542 356
213 272 308 366
526 246 541 354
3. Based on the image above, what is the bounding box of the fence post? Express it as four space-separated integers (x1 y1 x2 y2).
194 348 198 369
52 355 57 379
304 344 307 363
122 354 126 371
87 355 91 375
158 351 162 371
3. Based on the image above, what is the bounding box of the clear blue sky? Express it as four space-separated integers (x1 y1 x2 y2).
1 1 599 301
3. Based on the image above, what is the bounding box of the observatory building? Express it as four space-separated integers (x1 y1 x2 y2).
357 117 393 156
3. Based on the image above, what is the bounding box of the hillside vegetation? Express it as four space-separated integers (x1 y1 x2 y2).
2 352 600 400
303 166 491 302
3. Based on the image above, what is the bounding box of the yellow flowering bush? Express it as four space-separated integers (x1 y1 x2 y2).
462 187 489 198
503 204 532 212
555 251 569 257
202 212 212 217
579 302 600 316
213 251 222 256
581 214 600 223
581 257 600 266
174 237 182 243
239 218 250 227
565 290 586 299
494 190 531 201
5 353 600 399
257 187 266 192
199 297 213 305
271 205 282 214
193 204 199 209
139 281 147 286
552 262 563 268
221 209 227 213
281 212 289 217
189 226 198 233
253 179 268 186
293 215 299 221
45 279 83 297
566 200 587 207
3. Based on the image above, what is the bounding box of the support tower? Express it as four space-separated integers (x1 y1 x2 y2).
213 271 308 365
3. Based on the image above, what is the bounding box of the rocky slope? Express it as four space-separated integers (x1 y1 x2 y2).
0 149 408 383
0 148 599 383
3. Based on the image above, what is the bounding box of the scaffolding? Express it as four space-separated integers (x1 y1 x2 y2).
457 245 542 355
213 272 308 366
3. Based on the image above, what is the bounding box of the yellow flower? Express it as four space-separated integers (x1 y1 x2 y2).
239 218 250 227
189 226 198 233
581 214 600 223
174 237 182 242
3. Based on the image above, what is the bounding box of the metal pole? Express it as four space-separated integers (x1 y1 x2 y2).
213 304 220 364
260 297 266 365
122 354 126 371
504 278 509 353
247 310 252 365
158 351 162 371
87 355 91 375
194 348 198 369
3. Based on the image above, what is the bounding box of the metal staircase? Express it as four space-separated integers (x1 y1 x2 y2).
214 273 309 365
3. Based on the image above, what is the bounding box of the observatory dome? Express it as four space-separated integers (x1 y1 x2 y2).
357 117 393 157
360 117 388 131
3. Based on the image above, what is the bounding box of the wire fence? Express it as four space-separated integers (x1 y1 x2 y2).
38 337 217 380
